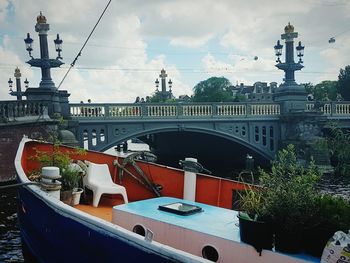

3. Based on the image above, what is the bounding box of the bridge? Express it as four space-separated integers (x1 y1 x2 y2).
68 101 350 160
2 16 350 182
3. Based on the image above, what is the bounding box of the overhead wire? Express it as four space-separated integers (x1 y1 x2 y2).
56 0 112 90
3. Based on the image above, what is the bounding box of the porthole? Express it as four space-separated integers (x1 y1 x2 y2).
202 245 219 262
133 224 146 237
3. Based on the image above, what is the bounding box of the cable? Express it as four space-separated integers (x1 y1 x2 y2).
57 0 112 90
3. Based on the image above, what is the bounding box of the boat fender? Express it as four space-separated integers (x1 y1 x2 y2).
321 230 350 263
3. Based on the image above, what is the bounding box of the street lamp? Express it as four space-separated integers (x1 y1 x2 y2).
274 40 283 63
296 41 305 63
155 78 159 91
54 34 63 59
8 78 13 89
24 33 34 58
168 79 172 89
24 78 29 88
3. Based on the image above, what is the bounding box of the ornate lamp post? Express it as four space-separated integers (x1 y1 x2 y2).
274 22 304 86
8 67 28 101
273 23 307 112
23 12 69 116
24 12 64 90
154 69 174 101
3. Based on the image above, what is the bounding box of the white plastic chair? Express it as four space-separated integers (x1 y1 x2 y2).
84 162 128 207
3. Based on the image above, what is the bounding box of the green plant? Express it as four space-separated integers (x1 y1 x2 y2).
237 172 267 221
317 194 350 231
30 144 86 191
259 144 321 232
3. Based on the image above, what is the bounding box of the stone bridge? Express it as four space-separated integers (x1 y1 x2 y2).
68 101 350 161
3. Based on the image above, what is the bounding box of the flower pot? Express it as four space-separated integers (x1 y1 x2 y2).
238 215 273 253
71 188 84 206
275 227 302 254
60 190 73 205
302 223 337 257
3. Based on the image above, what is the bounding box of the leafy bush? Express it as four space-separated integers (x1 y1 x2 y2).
30 144 86 191
259 144 321 232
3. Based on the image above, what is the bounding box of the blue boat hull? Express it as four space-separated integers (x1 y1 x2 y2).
17 187 178 263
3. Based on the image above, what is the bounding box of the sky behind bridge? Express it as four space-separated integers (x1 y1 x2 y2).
0 0 349 103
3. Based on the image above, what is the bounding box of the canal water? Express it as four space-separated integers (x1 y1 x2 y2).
0 186 24 262
0 165 349 261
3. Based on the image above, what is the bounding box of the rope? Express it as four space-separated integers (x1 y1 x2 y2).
57 0 112 90
0 181 40 190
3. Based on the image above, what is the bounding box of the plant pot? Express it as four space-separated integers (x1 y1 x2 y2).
71 188 84 206
238 215 273 253
275 227 302 254
60 190 73 205
302 223 337 257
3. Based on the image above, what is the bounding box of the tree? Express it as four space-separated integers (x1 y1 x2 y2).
322 124 350 177
337 65 350 100
192 77 233 102
313 81 338 101
303 81 338 101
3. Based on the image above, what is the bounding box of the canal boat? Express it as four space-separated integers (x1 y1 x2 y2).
14 136 320 263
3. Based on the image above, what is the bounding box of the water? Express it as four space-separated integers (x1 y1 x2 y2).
0 186 24 262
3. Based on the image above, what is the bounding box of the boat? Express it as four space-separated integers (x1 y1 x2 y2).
14 136 320 263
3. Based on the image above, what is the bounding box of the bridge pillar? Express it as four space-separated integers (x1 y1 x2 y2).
279 111 331 169
273 23 307 113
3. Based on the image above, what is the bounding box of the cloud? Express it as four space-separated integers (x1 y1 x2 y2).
170 34 214 48
1 0 350 104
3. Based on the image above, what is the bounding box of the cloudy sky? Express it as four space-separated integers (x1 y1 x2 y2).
0 0 349 103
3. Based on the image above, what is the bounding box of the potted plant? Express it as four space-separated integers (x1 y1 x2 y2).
303 194 350 257
259 144 320 254
237 172 273 254
29 143 86 205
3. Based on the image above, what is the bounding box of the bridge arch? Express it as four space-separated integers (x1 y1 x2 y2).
95 125 275 162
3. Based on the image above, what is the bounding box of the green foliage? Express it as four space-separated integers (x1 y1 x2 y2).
192 77 234 102
324 124 350 177
313 81 338 101
148 92 175 103
30 144 86 191
259 144 320 231
303 81 338 101
316 194 350 231
337 65 350 100
303 82 314 95
233 94 247 102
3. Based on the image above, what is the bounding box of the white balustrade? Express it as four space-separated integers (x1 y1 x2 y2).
217 105 246 116
109 105 140 117
251 104 280 115
182 105 212 116
336 104 350 115
147 105 177 117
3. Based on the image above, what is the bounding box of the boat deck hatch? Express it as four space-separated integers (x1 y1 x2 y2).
158 202 202 215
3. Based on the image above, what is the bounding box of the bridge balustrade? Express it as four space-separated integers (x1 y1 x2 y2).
250 104 280 115
336 103 350 115
217 104 245 116
69 102 285 119
182 105 212 116
0 100 48 122
306 102 350 116
147 105 177 117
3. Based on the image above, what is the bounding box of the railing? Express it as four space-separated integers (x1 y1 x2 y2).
0 100 48 122
306 102 350 116
69 102 281 119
